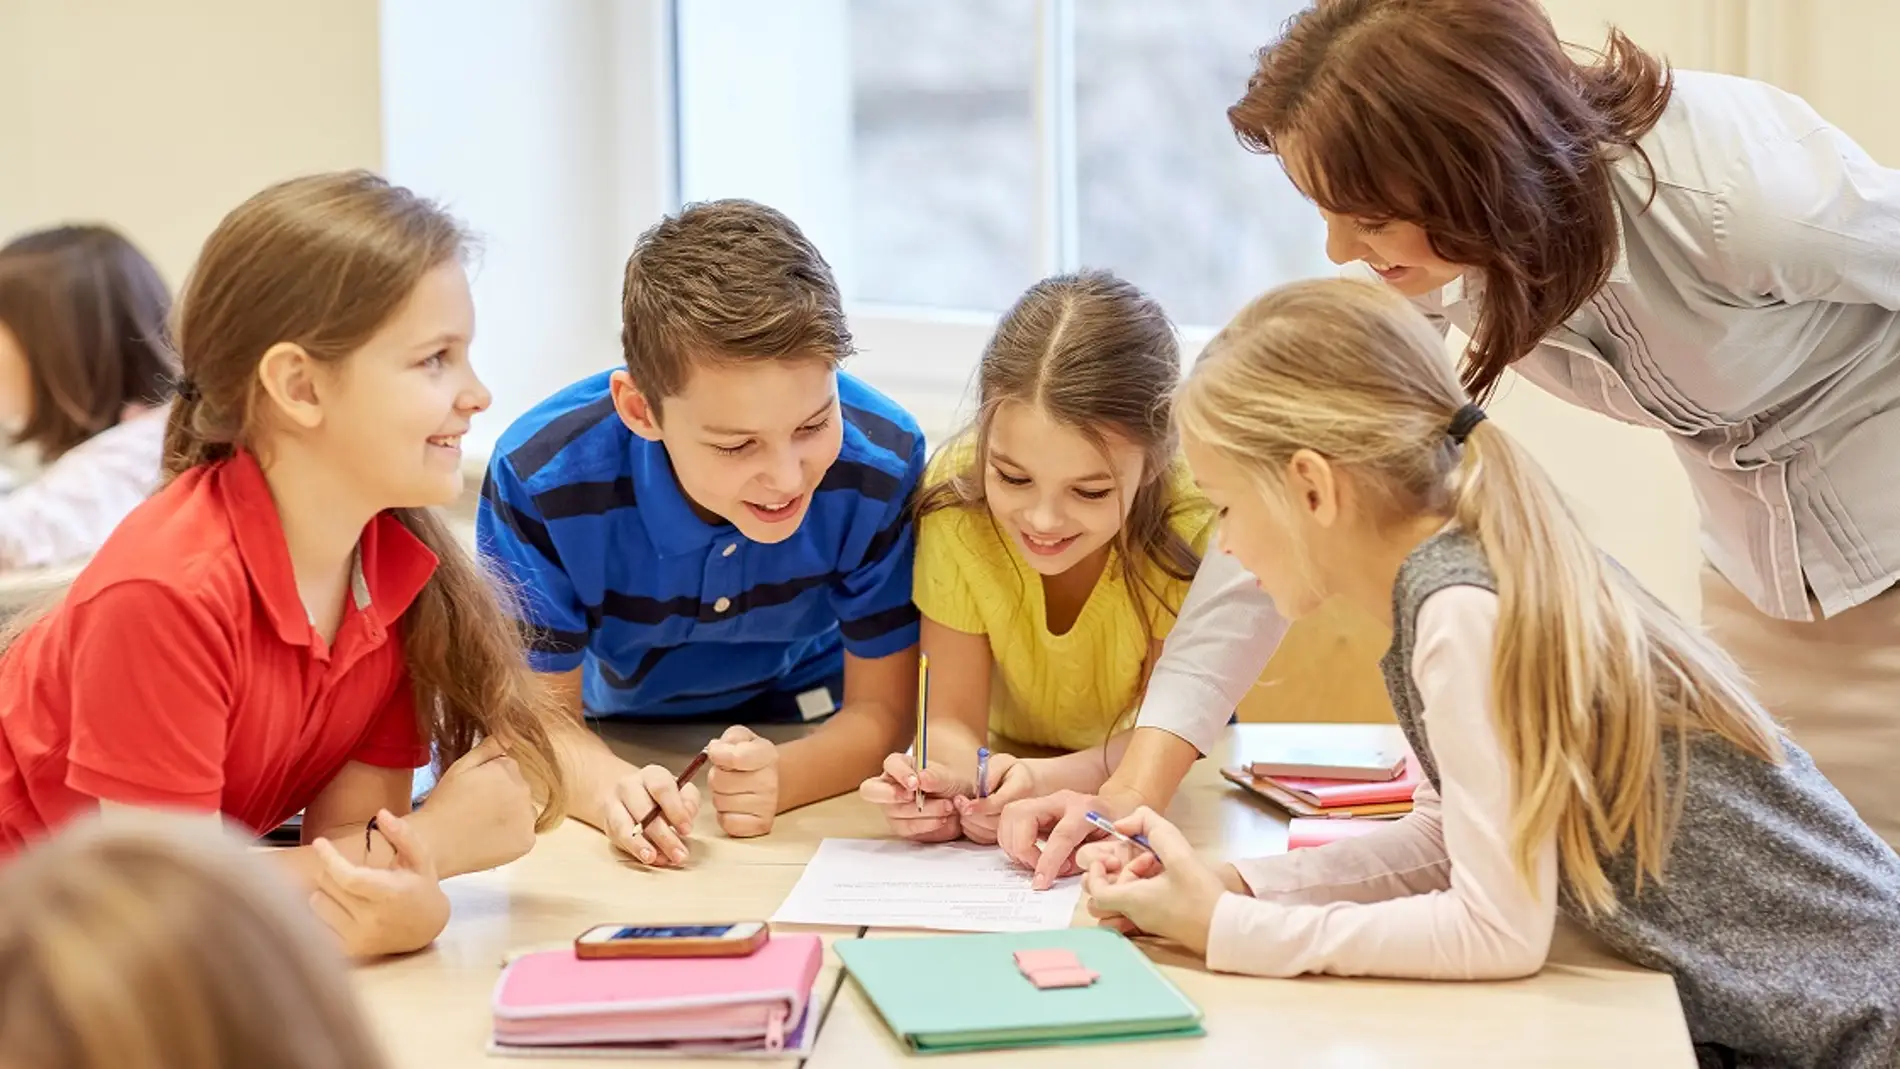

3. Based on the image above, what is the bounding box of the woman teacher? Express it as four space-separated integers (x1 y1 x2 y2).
1001 0 1900 874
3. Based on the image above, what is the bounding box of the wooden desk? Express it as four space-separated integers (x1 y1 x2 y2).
355 724 1696 1067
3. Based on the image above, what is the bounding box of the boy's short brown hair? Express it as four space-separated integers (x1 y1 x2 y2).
620 199 851 412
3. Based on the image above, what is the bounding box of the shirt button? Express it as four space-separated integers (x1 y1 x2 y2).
722 543 737 557
713 596 732 613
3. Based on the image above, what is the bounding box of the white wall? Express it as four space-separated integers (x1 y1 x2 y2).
379 0 676 457
0 0 384 286
1543 0 1900 163
0 0 676 460
1769 0 1900 163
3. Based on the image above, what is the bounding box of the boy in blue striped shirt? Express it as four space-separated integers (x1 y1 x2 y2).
478 201 923 865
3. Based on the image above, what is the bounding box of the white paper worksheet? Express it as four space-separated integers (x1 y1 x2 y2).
770 839 1084 932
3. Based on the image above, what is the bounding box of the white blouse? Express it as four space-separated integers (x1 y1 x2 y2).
0 407 168 572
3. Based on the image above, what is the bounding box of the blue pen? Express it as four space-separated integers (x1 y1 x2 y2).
1083 810 1157 860
976 747 991 799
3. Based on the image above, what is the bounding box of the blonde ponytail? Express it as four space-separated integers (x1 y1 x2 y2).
1450 422 1779 910
1177 277 1783 912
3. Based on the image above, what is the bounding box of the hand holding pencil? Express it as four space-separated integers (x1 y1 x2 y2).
597 756 704 867
860 752 966 842
954 753 1037 845
859 747 1035 844
859 653 961 841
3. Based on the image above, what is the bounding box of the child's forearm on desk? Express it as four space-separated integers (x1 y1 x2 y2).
536 668 639 814
776 699 907 810
546 716 640 816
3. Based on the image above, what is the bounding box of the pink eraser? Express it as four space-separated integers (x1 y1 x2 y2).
1027 966 1100 990
1013 949 1080 972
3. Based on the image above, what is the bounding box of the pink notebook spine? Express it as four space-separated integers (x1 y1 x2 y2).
1270 755 1422 806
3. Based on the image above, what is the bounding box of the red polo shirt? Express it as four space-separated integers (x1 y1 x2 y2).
0 450 437 855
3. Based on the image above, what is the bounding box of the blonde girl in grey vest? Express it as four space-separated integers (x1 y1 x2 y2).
1080 279 1900 1069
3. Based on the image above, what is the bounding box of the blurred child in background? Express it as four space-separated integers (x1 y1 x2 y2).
0 225 176 571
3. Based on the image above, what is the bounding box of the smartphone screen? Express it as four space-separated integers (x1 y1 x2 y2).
608 925 737 940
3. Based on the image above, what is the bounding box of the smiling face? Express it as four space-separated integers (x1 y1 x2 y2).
1280 143 1466 298
303 261 489 509
614 355 843 543
1316 211 1464 297
981 400 1147 578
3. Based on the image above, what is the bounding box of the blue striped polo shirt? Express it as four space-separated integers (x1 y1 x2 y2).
476 369 923 718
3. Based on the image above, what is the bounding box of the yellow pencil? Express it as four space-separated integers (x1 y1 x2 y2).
914 653 929 812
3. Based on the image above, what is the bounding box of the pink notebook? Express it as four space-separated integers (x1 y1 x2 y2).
1268 755 1423 807
491 934 822 1054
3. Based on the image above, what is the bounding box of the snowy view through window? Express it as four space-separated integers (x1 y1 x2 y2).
847 0 1332 326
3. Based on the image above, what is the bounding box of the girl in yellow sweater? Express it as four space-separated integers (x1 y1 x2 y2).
859 270 1213 842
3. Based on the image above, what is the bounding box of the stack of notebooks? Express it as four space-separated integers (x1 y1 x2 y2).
1221 724 1421 836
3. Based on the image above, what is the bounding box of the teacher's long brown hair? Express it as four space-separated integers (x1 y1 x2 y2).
1228 0 1672 402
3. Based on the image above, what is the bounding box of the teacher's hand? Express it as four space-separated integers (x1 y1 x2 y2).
996 788 1138 890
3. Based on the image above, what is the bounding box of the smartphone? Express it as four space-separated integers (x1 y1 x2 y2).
574 922 769 959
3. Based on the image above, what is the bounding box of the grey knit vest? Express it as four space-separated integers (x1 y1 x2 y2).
1380 530 1900 1069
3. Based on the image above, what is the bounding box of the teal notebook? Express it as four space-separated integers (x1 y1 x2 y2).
835 928 1205 1054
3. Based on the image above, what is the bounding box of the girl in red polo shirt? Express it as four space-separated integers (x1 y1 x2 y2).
0 171 700 957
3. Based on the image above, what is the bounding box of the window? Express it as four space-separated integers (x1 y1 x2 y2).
675 0 1328 331
1074 0 1330 327
849 1 1039 311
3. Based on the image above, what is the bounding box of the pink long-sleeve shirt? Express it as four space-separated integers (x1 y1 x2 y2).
1206 585 1560 980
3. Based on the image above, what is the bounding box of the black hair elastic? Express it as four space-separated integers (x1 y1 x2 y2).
171 375 202 402
1447 403 1487 445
